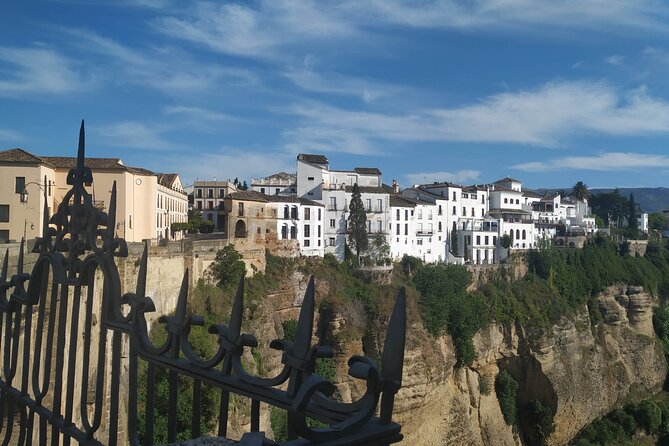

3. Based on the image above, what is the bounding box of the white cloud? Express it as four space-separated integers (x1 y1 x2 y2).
65 29 259 92
512 152 669 171
153 1 353 59
280 81 669 152
162 149 294 185
152 0 669 62
606 54 625 65
93 121 177 151
0 128 22 143
0 46 86 96
282 66 399 103
404 170 481 186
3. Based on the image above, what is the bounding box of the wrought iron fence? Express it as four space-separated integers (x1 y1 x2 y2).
0 122 407 445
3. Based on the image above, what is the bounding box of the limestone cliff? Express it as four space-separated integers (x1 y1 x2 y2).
389 284 666 446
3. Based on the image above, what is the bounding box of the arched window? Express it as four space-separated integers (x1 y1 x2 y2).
283 205 289 219
522 230 526 240
516 229 520 240
515 199 520 205
281 224 288 239
291 206 298 219
235 220 247 238
290 225 297 239
504 198 508 204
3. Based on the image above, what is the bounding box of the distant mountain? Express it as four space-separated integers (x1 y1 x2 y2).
536 188 669 213
588 188 669 213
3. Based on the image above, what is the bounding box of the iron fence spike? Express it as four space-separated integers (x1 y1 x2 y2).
293 275 315 358
381 287 406 385
136 242 148 298
228 275 245 337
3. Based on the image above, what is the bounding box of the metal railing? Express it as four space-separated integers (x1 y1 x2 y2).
0 122 407 446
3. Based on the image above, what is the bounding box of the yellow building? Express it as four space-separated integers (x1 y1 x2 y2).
0 148 186 243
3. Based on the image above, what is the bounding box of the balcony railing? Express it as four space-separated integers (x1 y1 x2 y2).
0 122 408 446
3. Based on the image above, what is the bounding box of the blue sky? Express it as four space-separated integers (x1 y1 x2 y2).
3 1 669 189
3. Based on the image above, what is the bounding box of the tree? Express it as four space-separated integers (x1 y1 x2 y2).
369 233 390 263
347 183 368 262
571 181 590 201
500 233 512 256
241 180 249 190
495 370 518 426
628 193 638 238
450 227 459 256
649 212 667 231
526 400 555 445
208 245 246 289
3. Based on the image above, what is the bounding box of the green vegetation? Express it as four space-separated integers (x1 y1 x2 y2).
479 374 491 396
495 370 519 426
526 399 555 446
572 400 669 445
347 183 368 262
572 181 590 201
208 245 246 290
650 212 668 231
413 264 486 366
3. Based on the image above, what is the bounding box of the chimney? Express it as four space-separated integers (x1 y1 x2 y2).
392 179 400 194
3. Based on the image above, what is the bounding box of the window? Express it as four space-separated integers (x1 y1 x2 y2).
238 202 244 217
485 236 489 245
129 214 133 229
396 224 400 235
404 224 408 235
197 201 202 210
481 208 485 217
417 209 422 219
197 188 202 198
290 226 297 239
304 239 310 247
291 206 298 219
0 205 8 222
396 209 400 220
276 188 280 194
481 195 485 204
438 222 442 231
367 220 372 233
476 235 481 245
329 197 337 210
428 210 433 220
516 199 520 205
462 207 466 216
378 221 383 232
261 187 265 194
504 198 508 204
427 223 433 233
308 176 315 181
48 180 52 197
329 219 336 228
317 225 321 237
438 205 442 215
471 207 474 217
366 199 371 211
208 189 213 198
0 230 8 243
377 199 383 212
417 239 423 246
417 223 423 232
281 225 288 239
452 191 456 201
329 237 335 246
220 189 225 197
304 224 310 237
452 206 456 215
318 209 321 219
305 208 311 220
462 193 468 199
522 230 527 240
516 229 520 239
405 209 408 220
14 177 25 194
208 201 214 210
493 236 497 245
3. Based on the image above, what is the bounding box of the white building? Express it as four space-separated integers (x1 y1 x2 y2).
270 196 325 257
251 172 297 196
156 173 188 240
193 180 237 233
296 154 390 260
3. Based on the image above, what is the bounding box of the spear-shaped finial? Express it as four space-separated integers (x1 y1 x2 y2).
136 242 148 298
108 181 117 235
77 119 85 174
379 287 407 424
228 276 245 338
293 276 315 359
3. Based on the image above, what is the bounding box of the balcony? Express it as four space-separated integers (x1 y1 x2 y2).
416 230 434 236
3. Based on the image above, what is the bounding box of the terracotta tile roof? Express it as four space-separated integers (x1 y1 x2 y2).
297 153 328 165
354 167 382 175
390 195 417 207
0 148 48 164
42 156 125 170
228 190 270 202
157 173 179 187
494 176 523 184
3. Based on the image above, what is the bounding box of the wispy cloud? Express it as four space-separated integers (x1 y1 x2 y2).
64 29 259 92
282 64 399 103
606 54 625 65
404 170 481 186
0 46 87 97
152 0 669 63
162 106 246 124
153 1 353 60
0 128 22 143
280 81 669 153
512 152 669 172
162 149 294 185
93 121 177 151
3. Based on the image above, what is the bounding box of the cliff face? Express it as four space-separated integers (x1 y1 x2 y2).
389 284 666 446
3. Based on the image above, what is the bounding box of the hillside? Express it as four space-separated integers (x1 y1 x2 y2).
589 188 669 213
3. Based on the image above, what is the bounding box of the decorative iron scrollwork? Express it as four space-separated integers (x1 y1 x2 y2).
0 121 407 446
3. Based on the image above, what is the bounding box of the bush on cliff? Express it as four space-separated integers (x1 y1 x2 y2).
413 264 487 366
495 370 518 426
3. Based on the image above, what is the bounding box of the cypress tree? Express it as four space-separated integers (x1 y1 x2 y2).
628 193 638 236
347 183 368 262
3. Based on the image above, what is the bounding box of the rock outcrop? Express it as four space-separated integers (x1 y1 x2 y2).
390 284 666 446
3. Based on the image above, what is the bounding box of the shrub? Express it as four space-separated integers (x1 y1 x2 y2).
525 399 555 446
270 407 287 442
208 245 246 290
495 370 518 426
282 319 298 342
